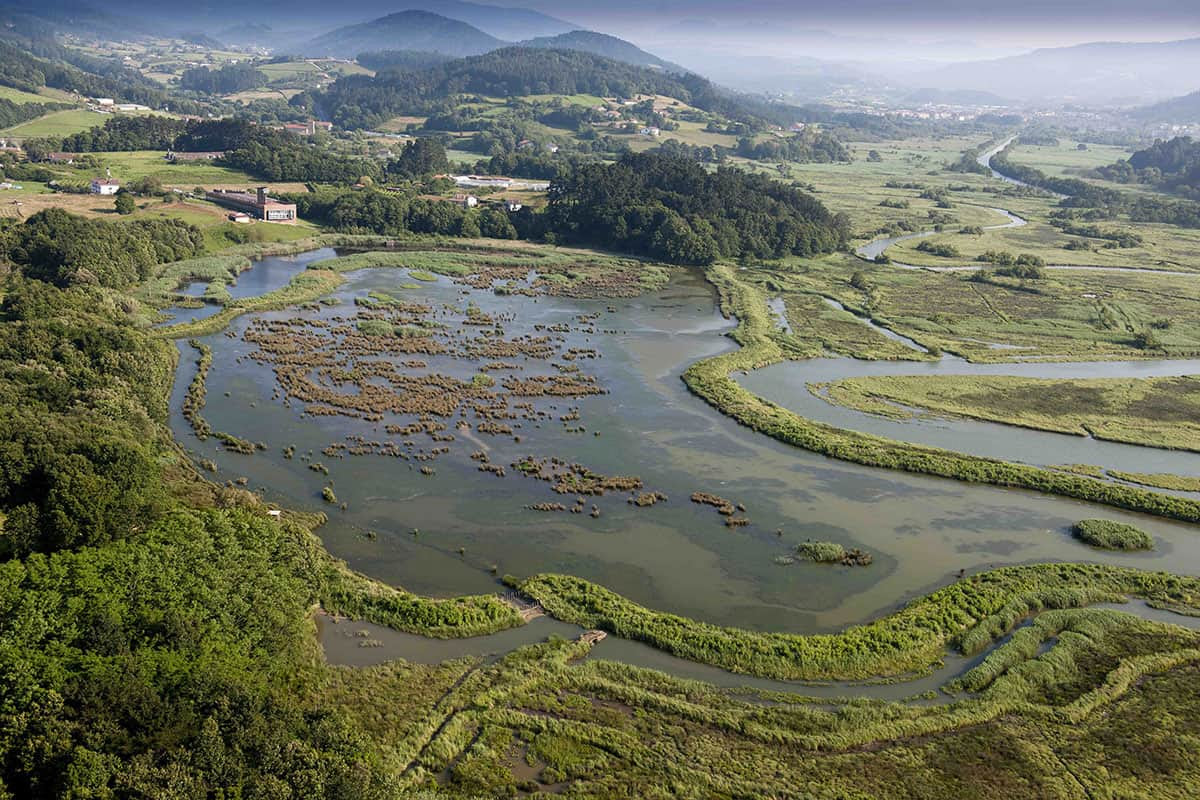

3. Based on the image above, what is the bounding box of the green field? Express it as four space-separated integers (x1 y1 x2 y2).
1 109 107 137
0 85 67 105
1011 139 1133 176
38 150 304 190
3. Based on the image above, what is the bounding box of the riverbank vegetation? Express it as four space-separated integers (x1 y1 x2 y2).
684 264 1200 522
515 562 1199 680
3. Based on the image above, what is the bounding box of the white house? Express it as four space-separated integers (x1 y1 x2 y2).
452 194 479 208
90 178 120 195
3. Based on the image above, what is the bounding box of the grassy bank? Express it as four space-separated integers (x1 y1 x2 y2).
156 269 345 338
817 373 1200 452
682 264 1200 522
516 563 1200 681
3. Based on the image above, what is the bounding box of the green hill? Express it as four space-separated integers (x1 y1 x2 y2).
298 10 505 59
518 30 682 72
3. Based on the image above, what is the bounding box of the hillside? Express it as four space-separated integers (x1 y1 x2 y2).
353 0 575 41
1132 89 1200 123
918 38 1200 103
3 0 576 42
297 10 506 59
315 47 796 130
519 30 681 72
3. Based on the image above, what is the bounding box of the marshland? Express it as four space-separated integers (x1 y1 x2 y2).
166 245 1200 637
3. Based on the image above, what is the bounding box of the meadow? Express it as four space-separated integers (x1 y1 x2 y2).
1 109 108 137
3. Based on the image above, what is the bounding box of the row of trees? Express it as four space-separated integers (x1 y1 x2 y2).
285 186 518 240
993 140 1200 228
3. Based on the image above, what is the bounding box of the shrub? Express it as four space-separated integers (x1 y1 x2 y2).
1071 519 1154 551
796 540 846 563
915 240 960 258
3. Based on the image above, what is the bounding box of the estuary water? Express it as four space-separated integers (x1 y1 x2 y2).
167 252 1200 637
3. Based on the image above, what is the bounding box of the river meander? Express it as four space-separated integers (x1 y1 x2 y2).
167 252 1200 637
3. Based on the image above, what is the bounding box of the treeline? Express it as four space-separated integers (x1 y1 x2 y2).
541 152 848 264
0 96 70 129
355 49 454 72
733 128 849 163
283 186 517 240
1 208 205 288
27 117 378 183
993 139 1200 228
173 120 373 182
311 47 794 130
989 142 1122 203
56 114 188 152
180 62 267 95
1096 136 1200 200
284 151 846 265
947 139 995 174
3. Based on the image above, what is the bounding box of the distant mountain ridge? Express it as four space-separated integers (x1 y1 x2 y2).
299 10 506 59
918 38 1200 104
298 11 684 76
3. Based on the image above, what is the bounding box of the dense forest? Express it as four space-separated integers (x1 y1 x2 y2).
354 49 454 73
0 265 386 795
1096 136 1200 199
0 208 206 289
56 115 189 153
541 152 848 263
282 150 846 264
0 96 71 130
180 62 268 95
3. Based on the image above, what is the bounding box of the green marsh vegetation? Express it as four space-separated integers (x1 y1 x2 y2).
683 264 1200 522
794 540 873 566
752 249 1200 362
815 374 1200 451
516 562 1200 681
1072 519 1155 551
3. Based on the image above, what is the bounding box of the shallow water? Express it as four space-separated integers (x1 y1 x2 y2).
742 355 1200 479
171 252 1200 635
156 248 335 325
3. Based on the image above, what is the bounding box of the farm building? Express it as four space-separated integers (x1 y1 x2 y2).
206 187 297 223
90 178 120 195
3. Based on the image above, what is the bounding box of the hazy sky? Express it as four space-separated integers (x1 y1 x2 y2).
521 0 1200 52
